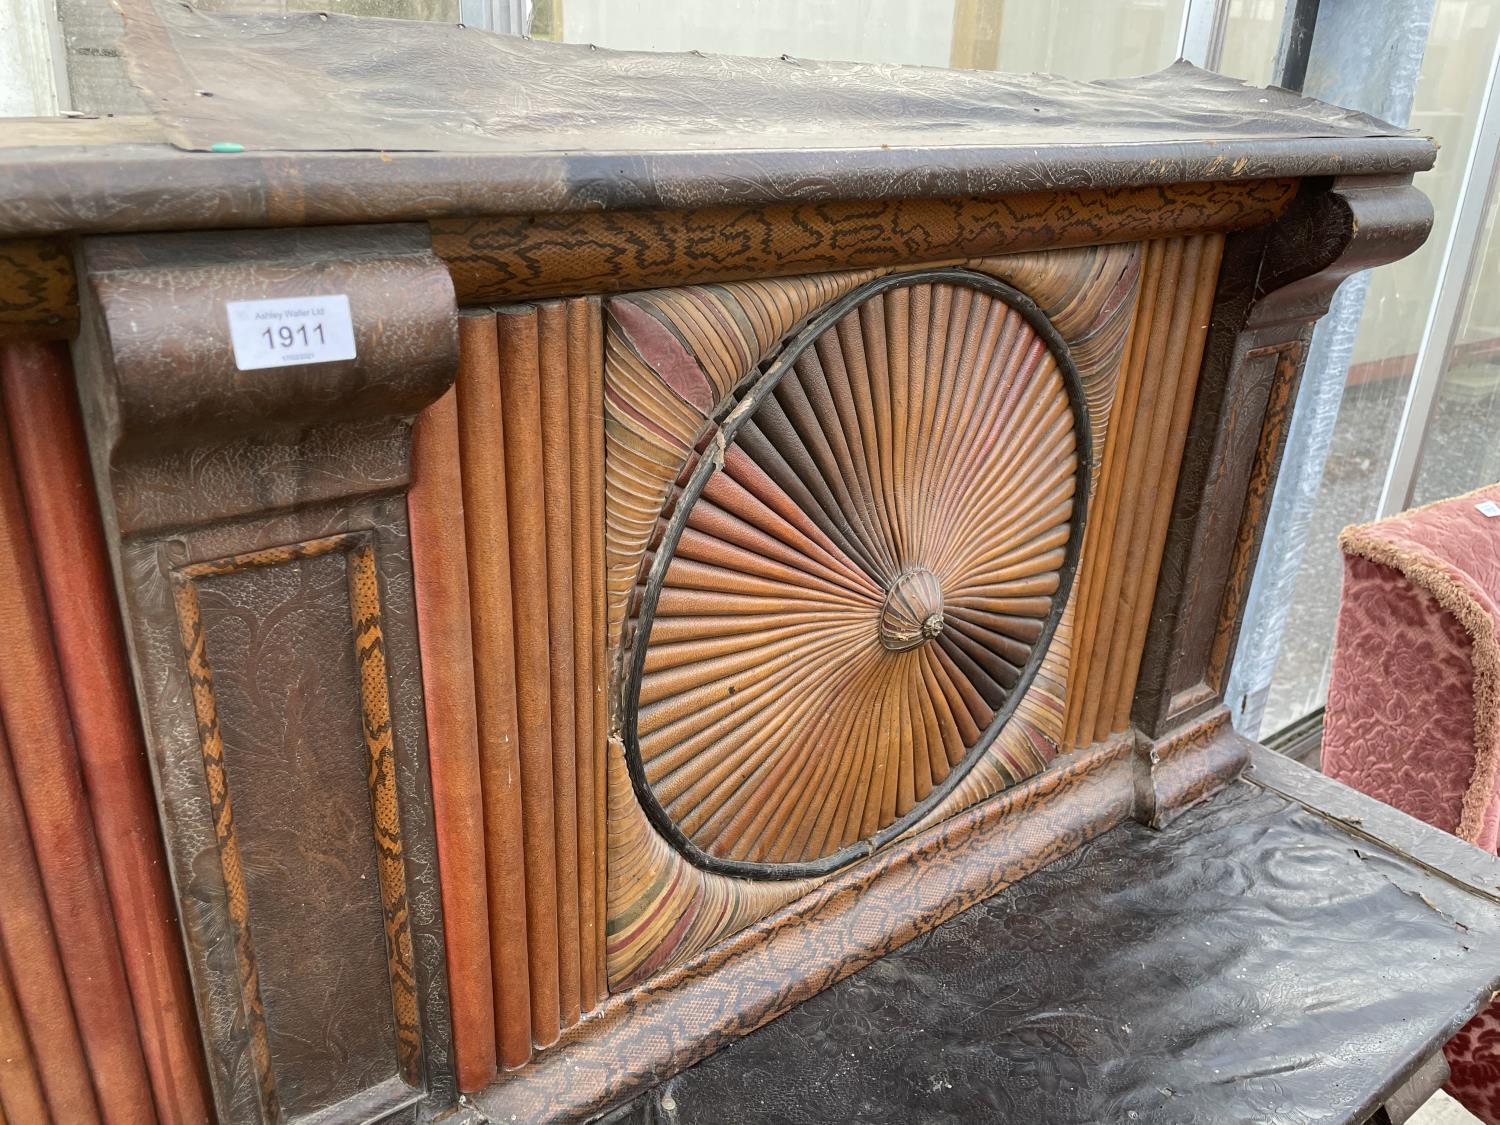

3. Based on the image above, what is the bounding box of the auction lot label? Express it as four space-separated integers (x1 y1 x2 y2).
226 294 356 370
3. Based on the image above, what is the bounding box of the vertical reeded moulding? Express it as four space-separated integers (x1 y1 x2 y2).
410 384 497 1092
495 305 564 1050
69 226 462 1125
1129 180 1435 826
453 310 533 1072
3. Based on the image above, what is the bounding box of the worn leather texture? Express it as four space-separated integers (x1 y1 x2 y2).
0 931 51 1124
0 21 1438 243
81 227 452 461
597 781 1500 1125
452 311 534 1073
412 304 610 1089
0 723 101 1124
0 1 1439 244
194 546 415 1114
119 2 1422 164
1064 236 1224 748
410 387 496 1092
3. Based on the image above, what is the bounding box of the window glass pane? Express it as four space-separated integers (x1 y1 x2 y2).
1409 183 1500 506
987 0 1187 75
1218 0 1284 87
1259 1 1500 734
544 0 953 64
545 0 1186 75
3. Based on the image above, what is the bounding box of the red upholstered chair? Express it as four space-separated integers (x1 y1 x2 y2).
1322 482 1500 1122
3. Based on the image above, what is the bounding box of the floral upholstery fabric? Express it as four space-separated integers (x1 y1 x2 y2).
1322 483 1500 1122
1324 553 1480 839
1448 1002 1500 1125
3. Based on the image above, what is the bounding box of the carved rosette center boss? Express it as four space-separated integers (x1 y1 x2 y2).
622 272 1088 875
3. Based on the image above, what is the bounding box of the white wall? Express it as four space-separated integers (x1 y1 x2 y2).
557 0 1189 77
561 0 958 68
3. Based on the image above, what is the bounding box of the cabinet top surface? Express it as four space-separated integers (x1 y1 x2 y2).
0 0 1436 238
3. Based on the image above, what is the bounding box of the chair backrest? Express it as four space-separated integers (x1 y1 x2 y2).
1324 482 1500 852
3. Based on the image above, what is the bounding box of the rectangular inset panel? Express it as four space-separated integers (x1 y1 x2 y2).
72 223 458 1124
173 535 422 1122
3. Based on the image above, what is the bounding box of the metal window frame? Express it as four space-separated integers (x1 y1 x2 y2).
1179 0 1231 68
458 0 530 34
1226 0 1500 746
1377 33 1500 517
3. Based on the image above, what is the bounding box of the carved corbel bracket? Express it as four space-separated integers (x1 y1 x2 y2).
1250 178 1435 329
70 225 461 1125
1127 177 1433 824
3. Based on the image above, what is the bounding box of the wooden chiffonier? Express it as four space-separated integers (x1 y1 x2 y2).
2 5 1498 1125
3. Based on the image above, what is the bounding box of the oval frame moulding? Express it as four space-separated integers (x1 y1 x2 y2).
621 269 1093 880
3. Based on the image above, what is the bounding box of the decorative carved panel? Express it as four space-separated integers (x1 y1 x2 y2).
171 534 423 1118
0 13 1447 1123
70 225 460 1124
601 244 1143 986
623 272 1088 876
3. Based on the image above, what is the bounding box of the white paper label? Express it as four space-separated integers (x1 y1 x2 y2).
226 294 356 371
1477 499 1500 518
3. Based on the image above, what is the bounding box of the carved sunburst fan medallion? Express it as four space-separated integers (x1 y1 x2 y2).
623 270 1089 877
